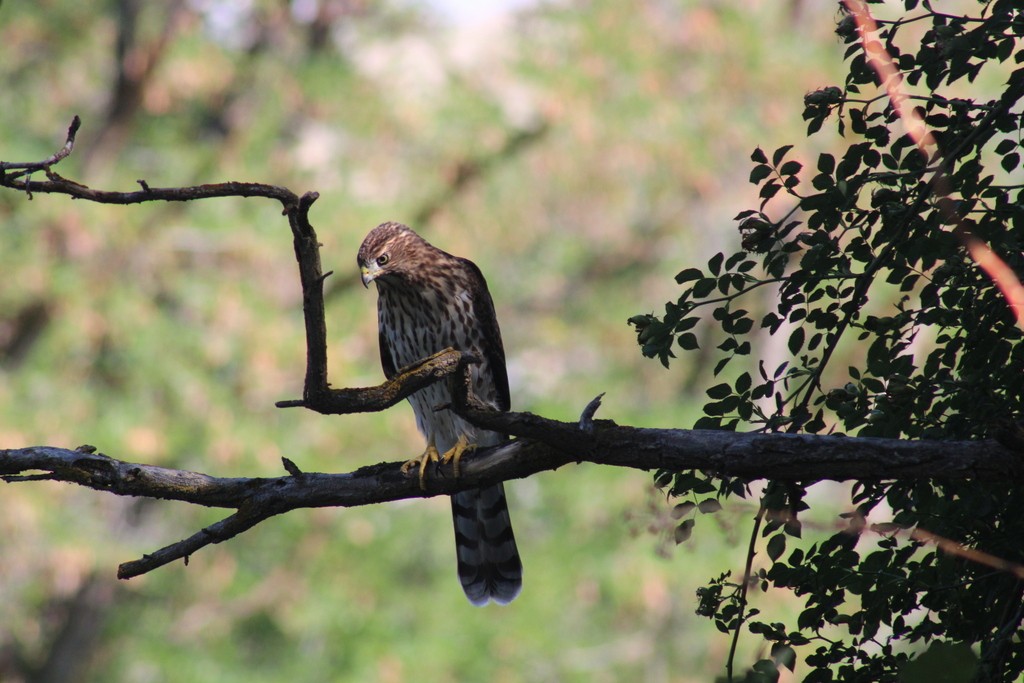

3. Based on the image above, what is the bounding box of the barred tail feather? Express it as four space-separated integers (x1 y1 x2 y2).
451 484 523 606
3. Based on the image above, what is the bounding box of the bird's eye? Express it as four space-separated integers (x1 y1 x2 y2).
376 254 390 266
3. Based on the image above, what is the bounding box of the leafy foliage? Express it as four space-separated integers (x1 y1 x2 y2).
633 2 1024 681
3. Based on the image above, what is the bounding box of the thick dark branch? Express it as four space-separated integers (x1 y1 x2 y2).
2 424 1021 578
0 440 563 578
275 348 468 414
454 407 1024 481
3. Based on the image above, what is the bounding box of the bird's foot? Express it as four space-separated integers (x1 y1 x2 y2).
401 442 440 490
439 434 476 478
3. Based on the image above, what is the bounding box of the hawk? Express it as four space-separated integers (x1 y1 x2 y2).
357 221 523 605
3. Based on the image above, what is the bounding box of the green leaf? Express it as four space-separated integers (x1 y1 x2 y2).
677 332 699 350
675 267 703 283
735 372 752 394
759 181 781 201
692 278 717 298
698 498 723 514
799 191 834 211
674 519 695 544
704 396 740 416
817 153 835 174
767 533 786 561
1001 152 1019 173
780 160 802 176
706 382 732 399
751 147 768 163
671 502 696 519
995 138 1016 154
788 327 805 356
750 164 773 184
725 251 749 270
675 316 699 331
654 471 673 489
773 144 794 166
708 252 725 276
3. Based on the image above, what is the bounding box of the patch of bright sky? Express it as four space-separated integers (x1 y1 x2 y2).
202 0 538 37
421 0 539 25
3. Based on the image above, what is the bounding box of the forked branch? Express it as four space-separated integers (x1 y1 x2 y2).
1 119 1023 581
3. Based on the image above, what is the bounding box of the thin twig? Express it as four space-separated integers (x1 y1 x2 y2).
117 508 275 579
726 502 766 683
0 115 81 174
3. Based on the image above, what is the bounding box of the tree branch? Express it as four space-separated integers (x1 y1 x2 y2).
2 421 1021 577
0 116 82 176
2 119 1023 582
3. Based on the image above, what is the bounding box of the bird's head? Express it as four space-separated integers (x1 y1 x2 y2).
357 221 426 288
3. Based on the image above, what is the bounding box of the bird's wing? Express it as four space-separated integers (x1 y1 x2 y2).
460 257 510 412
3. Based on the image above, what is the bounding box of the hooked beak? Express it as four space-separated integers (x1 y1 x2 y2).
360 263 378 288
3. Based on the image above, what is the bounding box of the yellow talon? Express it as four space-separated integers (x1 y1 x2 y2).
401 435 477 487
439 434 476 478
402 441 440 490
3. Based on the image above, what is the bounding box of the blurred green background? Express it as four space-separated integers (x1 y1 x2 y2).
1 1 846 681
